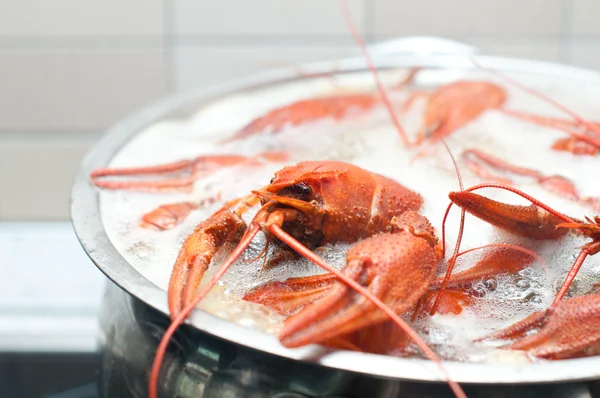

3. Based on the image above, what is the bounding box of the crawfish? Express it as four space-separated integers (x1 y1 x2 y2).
442 183 600 359
150 158 563 398
405 79 600 158
150 160 479 398
165 160 426 321
220 69 419 144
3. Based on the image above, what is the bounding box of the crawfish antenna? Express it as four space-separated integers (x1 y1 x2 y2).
339 0 412 147
457 243 543 262
432 140 466 314
439 140 465 256
149 223 262 398
441 140 464 191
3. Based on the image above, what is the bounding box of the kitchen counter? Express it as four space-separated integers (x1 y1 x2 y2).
0 222 106 353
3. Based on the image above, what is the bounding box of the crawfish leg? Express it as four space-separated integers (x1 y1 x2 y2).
168 211 246 318
462 149 582 202
500 109 600 134
500 109 600 154
243 273 338 316
462 148 540 183
432 246 538 290
552 240 600 305
91 154 265 192
91 159 197 192
91 159 192 178
552 137 599 156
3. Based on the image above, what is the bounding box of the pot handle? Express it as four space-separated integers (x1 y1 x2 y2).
367 36 477 56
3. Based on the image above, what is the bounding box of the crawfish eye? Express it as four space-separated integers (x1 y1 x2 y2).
270 177 275 184
282 183 313 201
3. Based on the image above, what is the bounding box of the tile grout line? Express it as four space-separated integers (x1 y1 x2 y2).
559 0 574 64
365 0 374 44
0 36 164 49
2 33 600 50
164 0 175 93
0 130 101 138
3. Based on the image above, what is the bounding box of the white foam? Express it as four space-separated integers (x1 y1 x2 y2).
99 67 600 362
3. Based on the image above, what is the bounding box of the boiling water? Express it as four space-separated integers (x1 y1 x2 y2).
100 67 600 363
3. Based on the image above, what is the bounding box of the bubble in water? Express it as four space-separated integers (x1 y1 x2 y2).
554 278 579 298
129 241 154 260
484 278 497 291
515 279 531 290
234 315 258 328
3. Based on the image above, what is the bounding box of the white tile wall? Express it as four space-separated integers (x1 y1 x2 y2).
570 0 600 36
2 0 600 220
0 49 167 131
464 38 562 62
173 45 356 91
174 0 366 37
372 0 564 37
565 39 600 69
0 0 164 38
0 133 98 220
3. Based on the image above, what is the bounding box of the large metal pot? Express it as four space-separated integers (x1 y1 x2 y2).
71 38 600 397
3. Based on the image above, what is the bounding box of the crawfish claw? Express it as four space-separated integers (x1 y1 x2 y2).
243 273 337 316
416 290 474 317
476 310 548 343
141 202 199 230
278 229 436 348
480 294 600 359
168 211 246 317
449 191 568 240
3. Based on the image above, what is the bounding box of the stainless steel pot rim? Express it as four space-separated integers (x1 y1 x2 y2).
71 53 600 384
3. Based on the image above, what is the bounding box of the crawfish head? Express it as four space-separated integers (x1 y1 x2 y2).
251 160 423 247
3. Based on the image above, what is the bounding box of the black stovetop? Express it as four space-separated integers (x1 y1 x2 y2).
3 352 600 398
0 353 99 398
